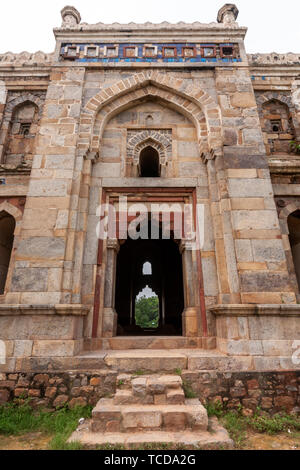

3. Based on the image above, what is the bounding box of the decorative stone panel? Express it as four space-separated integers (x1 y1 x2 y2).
255 91 300 150
126 129 172 177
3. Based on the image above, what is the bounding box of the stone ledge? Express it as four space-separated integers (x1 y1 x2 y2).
0 304 90 316
210 304 300 317
101 177 198 188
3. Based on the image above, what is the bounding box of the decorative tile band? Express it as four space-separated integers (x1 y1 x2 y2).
60 43 241 63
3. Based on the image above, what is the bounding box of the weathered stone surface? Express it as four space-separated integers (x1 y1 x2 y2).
17 237 65 260
123 409 162 429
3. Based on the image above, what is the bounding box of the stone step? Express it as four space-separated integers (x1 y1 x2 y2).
69 417 234 450
104 350 188 372
91 398 208 433
117 374 183 391
113 387 185 405
99 336 205 350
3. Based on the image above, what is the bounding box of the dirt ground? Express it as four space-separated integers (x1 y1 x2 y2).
0 431 299 450
0 432 51 450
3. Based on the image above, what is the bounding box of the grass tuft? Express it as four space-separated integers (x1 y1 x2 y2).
205 400 300 448
0 400 92 450
182 381 197 399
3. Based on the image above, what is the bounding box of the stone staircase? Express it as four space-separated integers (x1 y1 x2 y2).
69 373 234 449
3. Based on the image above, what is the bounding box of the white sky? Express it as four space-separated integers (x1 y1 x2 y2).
0 0 299 54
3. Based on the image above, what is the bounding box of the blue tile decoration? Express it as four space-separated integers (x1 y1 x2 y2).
60 42 242 64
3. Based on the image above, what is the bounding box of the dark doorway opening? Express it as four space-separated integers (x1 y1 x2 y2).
0 211 15 295
115 233 184 336
288 210 300 291
139 146 160 177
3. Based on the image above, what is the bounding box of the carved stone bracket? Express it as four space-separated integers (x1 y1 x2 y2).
201 149 216 164
106 238 120 253
84 150 99 162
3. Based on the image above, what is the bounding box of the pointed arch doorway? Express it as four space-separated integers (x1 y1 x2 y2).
115 231 184 336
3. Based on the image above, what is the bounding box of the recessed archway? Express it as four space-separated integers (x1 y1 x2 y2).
80 71 223 159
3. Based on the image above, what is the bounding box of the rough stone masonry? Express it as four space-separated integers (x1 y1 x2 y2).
0 4 300 412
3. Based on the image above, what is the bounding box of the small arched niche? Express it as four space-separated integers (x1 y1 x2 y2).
5 100 39 165
261 99 295 155
139 146 160 177
0 211 16 294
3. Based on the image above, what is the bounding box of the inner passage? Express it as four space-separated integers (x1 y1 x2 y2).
139 146 160 177
115 234 184 336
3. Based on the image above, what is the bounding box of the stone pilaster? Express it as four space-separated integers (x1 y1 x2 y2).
102 239 120 337
0 81 7 162
180 240 199 337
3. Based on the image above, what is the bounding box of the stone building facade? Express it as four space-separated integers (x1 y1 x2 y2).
0 4 300 394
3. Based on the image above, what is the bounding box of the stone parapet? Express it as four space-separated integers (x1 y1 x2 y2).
248 53 300 66
0 52 54 66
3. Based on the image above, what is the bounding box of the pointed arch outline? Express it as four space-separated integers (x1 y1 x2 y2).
4 93 44 120
79 71 223 159
0 201 23 223
255 91 300 139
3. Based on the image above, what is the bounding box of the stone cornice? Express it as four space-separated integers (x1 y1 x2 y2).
0 304 90 316
210 304 300 316
268 155 300 175
53 23 247 42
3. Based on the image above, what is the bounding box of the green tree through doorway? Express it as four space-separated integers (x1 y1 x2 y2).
135 295 159 328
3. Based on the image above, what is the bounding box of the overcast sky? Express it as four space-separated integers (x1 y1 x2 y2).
0 0 299 54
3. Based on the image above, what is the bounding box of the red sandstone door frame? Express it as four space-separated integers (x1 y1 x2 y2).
92 188 207 338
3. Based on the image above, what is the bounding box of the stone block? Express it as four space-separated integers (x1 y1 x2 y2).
224 128 238 146
93 162 120 178
166 389 185 405
163 411 187 430
32 340 81 357
0 389 10 404
132 377 147 396
154 394 167 405
17 237 65 260
242 128 263 145
13 340 33 358
123 410 162 429
240 272 293 293
159 376 182 389
252 239 285 262
228 179 273 198
178 162 204 177
223 148 268 169
235 239 253 262
114 390 136 405
231 93 257 108
53 395 69 408
28 180 69 197
11 268 48 292
232 210 279 231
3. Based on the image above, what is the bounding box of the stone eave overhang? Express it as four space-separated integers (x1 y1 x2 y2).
53 24 247 42
0 66 51 76
250 65 300 74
